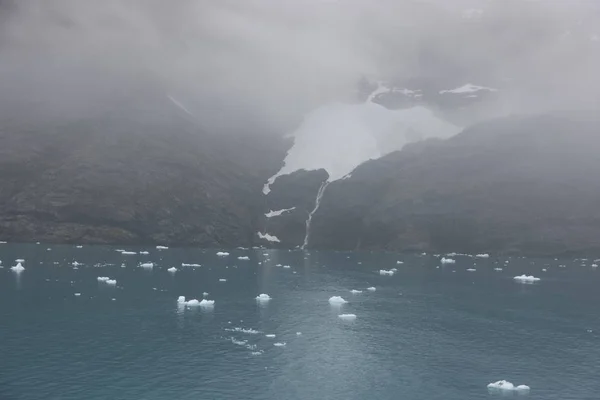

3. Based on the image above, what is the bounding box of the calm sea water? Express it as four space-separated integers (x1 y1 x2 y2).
1 243 599 400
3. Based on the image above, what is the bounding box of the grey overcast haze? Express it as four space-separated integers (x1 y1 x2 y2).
1 0 599 136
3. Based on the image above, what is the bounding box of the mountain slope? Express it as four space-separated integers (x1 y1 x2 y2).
309 113 600 255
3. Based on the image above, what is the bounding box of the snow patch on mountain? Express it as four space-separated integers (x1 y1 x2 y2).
257 232 281 243
263 83 460 194
265 207 296 218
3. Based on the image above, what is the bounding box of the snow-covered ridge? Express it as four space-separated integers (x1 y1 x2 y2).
263 82 460 194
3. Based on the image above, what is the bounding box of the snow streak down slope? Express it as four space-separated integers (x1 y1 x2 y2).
263 89 461 194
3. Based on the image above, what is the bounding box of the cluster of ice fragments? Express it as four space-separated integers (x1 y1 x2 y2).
177 296 214 307
487 380 530 392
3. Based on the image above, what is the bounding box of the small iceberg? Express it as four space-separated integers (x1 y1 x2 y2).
121 251 137 255
106 279 117 285
475 253 490 258
203 292 209 297
265 334 276 338
97 276 110 282
140 262 154 268
282 265 291 269
494 268 503 271
167 267 177 273
256 293 272 301
200 299 215 307
513 275 541 283
542 268 547 272
592 264 598 268
219 278 227 282
338 314 357 320
181 263 201 267
466 268 476 272
367 287 376 291
156 245 169 250
329 296 348 305
15 259 25 263
139 251 149 255
350 289 363 294
72 261 81 267
11 263 25 272
177 296 186 304
186 299 201 306
379 269 394 276
441 258 456 264
396 261 404 264
74 293 81 296
273 342 286 347
216 252 230 257
238 256 250 260
487 380 530 392
296 332 302 336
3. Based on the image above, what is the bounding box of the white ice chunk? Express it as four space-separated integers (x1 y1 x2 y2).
296 332 302 336
74 293 81 296
156 245 169 250
200 299 215 307
379 269 394 275
475 253 490 258
106 279 117 285
265 207 296 218
216 252 230 256
367 287 376 291
203 292 209 297
76 245 83 248
167 267 177 273
338 314 357 320
487 381 530 392
181 263 201 267
441 258 456 264
350 289 363 294
396 261 404 264
513 275 541 283
15 259 25 263
273 342 286 347
257 232 281 243
256 293 272 301
466 268 476 272
177 296 186 304
121 251 137 255
265 334 276 338
282 265 291 269
139 251 149 255
329 296 348 304
186 299 200 306
592 264 598 268
238 256 250 260
140 262 154 268
219 278 227 282
11 263 25 272
97 276 110 282
494 268 503 271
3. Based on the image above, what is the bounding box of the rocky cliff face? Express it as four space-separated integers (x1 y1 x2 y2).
308 113 600 255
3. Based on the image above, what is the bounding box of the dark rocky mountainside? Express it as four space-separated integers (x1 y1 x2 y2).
0 96 289 246
309 113 600 255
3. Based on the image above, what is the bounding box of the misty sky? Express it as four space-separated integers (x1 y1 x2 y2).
1 0 599 135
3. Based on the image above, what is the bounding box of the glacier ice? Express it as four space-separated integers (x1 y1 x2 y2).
11 263 25 272
256 294 272 301
513 275 541 283
338 314 357 320
329 296 348 304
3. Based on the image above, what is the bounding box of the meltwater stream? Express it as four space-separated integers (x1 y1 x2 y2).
1 243 600 400
301 180 330 249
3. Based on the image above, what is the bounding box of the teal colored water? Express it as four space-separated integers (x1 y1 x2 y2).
1 244 599 400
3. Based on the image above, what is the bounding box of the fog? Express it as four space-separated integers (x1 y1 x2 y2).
1 0 599 135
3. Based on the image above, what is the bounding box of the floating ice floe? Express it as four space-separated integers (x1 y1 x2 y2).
76 245 83 249
475 254 490 258
282 265 291 269
238 256 250 260
379 269 394 276
156 245 169 250
296 332 302 336
11 263 25 272
72 261 81 267
47 248 52 251
487 380 530 392
74 293 81 296
329 296 348 304
338 314 357 320
97 276 110 282
219 278 227 282
441 258 456 264
226 327 260 334
199 299 215 307
466 268 476 272
121 251 137 255
542 268 547 272
256 294 272 301
167 267 177 273
265 207 296 218
15 259 25 263
0 241 6 244
350 289 363 294
396 261 404 264
106 279 117 285
273 342 286 347
139 251 149 255
367 287 376 291
494 268 503 271
265 334 276 338
203 292 209 297
181 263 201 267
592 264 598 268
216 252 229 257
513 275 541 283
140 262 154 268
